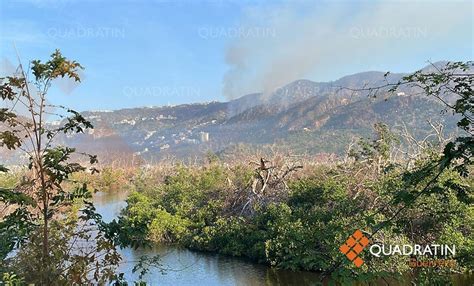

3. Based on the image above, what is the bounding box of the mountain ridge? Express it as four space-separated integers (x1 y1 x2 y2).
48 62 461 163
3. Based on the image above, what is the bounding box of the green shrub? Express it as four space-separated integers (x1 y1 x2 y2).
116 156 472 283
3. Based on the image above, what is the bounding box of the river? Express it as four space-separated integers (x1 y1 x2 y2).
93 191 473 286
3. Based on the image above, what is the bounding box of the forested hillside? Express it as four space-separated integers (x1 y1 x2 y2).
45 63 461 163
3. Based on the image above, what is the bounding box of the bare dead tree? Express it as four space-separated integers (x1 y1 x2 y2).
228 156 303 216
391 120 453 169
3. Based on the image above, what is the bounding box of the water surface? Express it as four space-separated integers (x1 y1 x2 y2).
93 191 473 286
94 191 322 285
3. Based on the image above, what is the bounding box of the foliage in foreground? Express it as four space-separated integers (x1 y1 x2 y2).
1 53 471 285
0 50 156 285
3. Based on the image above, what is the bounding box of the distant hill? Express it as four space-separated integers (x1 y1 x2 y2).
53 62 460 163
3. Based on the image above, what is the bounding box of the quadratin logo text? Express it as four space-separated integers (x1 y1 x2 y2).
340 229 457 268
339 230 370 267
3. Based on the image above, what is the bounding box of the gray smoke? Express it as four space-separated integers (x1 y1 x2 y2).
223 1 472 100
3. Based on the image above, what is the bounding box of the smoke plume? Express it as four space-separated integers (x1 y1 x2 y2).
223 1 472 99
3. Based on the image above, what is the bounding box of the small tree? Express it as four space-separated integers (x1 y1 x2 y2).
0 50 120 284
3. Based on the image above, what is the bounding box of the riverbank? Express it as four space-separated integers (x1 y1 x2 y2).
93 191 324 285
93 189 474 285
95 146 473 285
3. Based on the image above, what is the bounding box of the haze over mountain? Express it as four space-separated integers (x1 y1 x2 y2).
34 62 460 164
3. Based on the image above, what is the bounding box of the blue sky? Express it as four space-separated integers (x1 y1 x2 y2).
0 0 472 112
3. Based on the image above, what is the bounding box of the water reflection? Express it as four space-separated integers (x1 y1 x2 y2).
93 191 324 285
114 245 323 286
93 192 473 286
93 191 128 222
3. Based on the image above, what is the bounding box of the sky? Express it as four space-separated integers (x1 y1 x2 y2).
0 0 473 112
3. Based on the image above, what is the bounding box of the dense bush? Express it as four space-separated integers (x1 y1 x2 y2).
116 146 473 283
